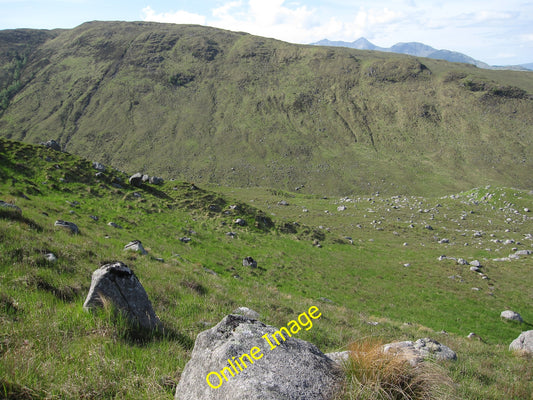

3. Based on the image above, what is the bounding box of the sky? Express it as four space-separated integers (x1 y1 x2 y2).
1 0 532 66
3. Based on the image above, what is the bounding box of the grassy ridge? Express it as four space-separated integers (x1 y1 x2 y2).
1 138 532 399
0 21 532 195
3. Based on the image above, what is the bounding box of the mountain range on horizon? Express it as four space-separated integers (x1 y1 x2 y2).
312 37 533 71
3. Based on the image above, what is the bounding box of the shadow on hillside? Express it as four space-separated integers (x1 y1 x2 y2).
122 321 194 349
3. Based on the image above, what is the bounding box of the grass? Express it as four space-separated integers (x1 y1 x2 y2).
337 338 456 400
0 138 532 399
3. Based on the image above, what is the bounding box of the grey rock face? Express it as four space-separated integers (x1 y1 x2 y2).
509 330 533 354
54 220 79 234
83 262 160 330
501 310 523 322
175 314 341 400
149 176 164 185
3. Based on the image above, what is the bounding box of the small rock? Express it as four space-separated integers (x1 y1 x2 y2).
124 240 147 255
278 200 289 206
515 249 532 256
337 205 347 211
242 256 257 268
457 258 469 265
226 232 237 238
149 176 164 185
470 266 480 272
40 139 61 151
89 215 99 221
325 351 350 365
54 220 79 234
128 173 143 187
438 238 450 244
108 222 123 229
470 260 481 267
234 218 246 226
179 237 191 243
501 310 523 322
92 162 106 172
44 253 57 263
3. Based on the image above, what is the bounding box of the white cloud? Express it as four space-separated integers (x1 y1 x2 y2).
142 6 206 25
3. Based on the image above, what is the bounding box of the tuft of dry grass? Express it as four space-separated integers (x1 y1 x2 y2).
336 338 457 400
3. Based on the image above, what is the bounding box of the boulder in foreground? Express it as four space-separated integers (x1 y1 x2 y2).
83 262 160 331
175 314 341 400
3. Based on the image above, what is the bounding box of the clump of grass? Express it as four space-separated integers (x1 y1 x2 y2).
337 338 456 400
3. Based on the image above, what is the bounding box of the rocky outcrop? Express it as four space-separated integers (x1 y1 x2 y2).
175 314 341 400
83 262 160 331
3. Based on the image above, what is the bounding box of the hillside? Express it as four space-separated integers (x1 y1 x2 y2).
0 21 533 196
1 138 532 398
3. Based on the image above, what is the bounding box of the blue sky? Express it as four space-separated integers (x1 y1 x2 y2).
1 0 532 65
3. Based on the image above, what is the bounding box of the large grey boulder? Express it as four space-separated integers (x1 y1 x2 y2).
83 262 160 331
509 330 533 354
175 314 341 400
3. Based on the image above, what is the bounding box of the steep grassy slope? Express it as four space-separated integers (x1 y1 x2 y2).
0 21 532 195
1 138 532 399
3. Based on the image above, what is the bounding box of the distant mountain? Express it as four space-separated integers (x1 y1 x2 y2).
311 38 530 70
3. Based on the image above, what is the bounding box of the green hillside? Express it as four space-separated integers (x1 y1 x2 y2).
0 21 532 195
1 138 532 399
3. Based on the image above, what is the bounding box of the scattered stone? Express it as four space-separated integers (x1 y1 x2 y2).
234 218 246 226
149 176 164 185
233 307 260 319
226 232 237 238
89 215 99 221
425 225 433 230
438 255 447 261
92 162 106 172
509 330 533 354
438 238 450 244
457 258 469 265
515 250 532 256
383 338 457 367
108 222 123 229
242 256 257 268
174 314 341 400
124 240 147 255
467 332 483 341
473 231 483 238
44 253 57 264
40 139 61 151
470 260 481 267
500 310 523 323
337 205 347 211
83 261 160 331
128 173 143 187
179 237 191 243
54 220 79 234
277 200 289 206
470 266 481 272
